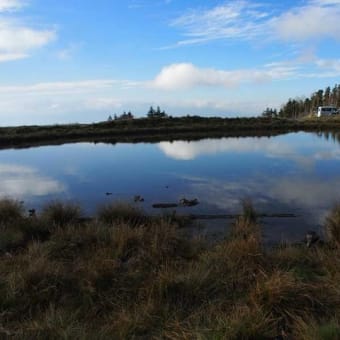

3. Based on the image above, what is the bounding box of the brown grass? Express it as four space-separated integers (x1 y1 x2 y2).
40 201 82 227
1 198 340 338
325 204 340 248
96 201 144 225
0 199 24 224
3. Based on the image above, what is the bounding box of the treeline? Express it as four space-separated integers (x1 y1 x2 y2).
108 106 168 122
278 84 340 118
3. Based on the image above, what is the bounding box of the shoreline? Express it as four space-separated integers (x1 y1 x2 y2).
1 116 340 149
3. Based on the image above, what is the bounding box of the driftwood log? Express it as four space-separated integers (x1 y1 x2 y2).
152 203 178 208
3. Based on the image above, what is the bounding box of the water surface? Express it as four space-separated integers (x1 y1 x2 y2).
1 131 339 243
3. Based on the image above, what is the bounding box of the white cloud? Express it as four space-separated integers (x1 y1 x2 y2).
0 79 124 95
0 2 56 62
0 79 129 124
152 62 297 90
0 0 24 12
159 98 272 114
272 2 340 41
0 51 26 61
170 1 266 46
169 0 340 46
311 0 340 6
0 21 56 59
316 58 340 72
56 43 82 60
151 55 340 90
0 77 283 124
0 54 338 124
83 97 123 111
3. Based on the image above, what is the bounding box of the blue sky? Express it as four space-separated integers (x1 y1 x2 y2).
0 0 339 125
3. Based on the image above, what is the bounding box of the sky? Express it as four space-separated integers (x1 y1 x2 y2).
0 0 339 125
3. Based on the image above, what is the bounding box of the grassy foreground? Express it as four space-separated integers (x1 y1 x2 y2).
2 115 340 149
1 199 340 339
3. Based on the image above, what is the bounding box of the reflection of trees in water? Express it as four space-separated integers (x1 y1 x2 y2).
316 131 340 144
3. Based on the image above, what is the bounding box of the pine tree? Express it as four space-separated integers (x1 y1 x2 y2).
324 86 331 106
147 106 155 118
316 90 324 107
331 85 337 105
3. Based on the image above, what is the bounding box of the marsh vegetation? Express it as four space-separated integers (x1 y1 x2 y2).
1 199 340 338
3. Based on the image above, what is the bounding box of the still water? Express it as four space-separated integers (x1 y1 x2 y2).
1 131 340 243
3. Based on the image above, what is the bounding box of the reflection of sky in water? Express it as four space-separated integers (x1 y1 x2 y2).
0 132 340 243
0 164 65 197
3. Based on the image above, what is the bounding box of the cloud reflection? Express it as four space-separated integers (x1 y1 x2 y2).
158 136 340 170
159 137 296 160
0 164 65 197
181 174 340 224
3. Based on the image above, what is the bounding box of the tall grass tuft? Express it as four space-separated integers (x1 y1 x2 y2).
96 201 144 225
292 317 340 340
325 204 340 247
41 201 81 227
241 198 257 224
230 199 261 254
0 199 24 224
19 305 86 340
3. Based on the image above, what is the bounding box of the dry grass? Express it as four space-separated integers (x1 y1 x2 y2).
1 198 340 338
250 270 330 318
292 316 340 340
0 199 24 224
325 204 340 248
40 201 82 227
96 201 144 225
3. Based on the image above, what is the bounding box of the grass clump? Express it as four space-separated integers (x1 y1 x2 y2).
0 199 49 252
292 317 340 340
40 201 81 227
241 198 258 224
1 198 340 338
0 199 24 224
325 204 340 247
96 201 144 225
0 228 25 253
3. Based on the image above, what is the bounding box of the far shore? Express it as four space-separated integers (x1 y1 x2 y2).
1 115 340 149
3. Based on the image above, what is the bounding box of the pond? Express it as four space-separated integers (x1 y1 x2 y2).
1 131 340 244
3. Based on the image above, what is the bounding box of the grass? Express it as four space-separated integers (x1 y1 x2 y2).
293 317 340 340
1 199 340 338
0 199 24 224
40 201 82 227
96 201 144 225
325 203 340 248
2 115 340 149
